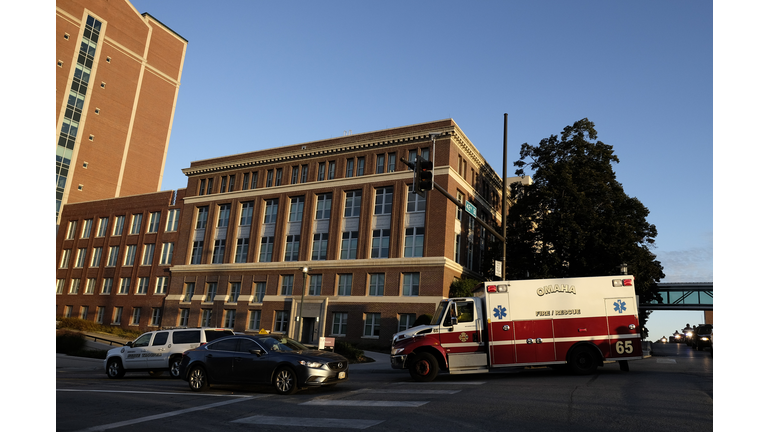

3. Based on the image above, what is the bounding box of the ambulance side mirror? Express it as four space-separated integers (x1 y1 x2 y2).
450 316 458 326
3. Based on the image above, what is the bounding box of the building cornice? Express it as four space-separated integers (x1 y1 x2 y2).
169 256 464 274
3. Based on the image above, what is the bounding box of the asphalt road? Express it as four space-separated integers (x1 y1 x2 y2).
55 343 712 432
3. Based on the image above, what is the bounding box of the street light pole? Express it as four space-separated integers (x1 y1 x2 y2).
296 266 309 341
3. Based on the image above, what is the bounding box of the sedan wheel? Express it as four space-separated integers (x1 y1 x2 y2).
188 366 209 392
274 367 298 395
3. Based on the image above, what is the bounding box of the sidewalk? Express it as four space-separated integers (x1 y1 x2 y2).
352 351 392 371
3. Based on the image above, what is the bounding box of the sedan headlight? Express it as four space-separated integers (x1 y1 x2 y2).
299 360 323 368
700 337 709 341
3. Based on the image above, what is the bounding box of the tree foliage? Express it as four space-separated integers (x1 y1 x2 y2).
449 278 481 298
507 119 664 328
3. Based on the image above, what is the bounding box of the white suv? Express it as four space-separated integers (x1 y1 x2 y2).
105 328 234 378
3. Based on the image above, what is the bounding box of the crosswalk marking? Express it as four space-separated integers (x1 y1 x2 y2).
356 388 461 395
393 380 487 385
233 415 384 429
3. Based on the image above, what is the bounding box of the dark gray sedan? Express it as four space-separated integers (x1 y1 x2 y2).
179 334 349 395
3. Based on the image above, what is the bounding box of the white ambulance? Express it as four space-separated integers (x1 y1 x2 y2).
391 275 643 381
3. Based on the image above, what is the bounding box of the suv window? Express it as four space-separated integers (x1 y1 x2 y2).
152 332 169 346
205 329 234 341
173 330 201 344
133 333 152 347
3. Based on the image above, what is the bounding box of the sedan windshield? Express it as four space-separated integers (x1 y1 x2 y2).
257 336 308 352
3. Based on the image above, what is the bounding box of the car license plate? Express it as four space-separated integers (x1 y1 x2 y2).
338 371 346 379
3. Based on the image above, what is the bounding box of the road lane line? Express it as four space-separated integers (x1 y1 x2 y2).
233 415 384 429
392 381 486 385
357 388 461 395
301 400 429 407
57 389 261 398
72 398 253 432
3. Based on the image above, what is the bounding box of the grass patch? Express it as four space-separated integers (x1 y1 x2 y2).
57 317 143 340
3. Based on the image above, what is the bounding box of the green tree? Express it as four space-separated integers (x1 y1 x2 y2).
449 278 481 298
508 118 664 331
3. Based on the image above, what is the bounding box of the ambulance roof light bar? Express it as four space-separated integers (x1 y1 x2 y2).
487 285 508 293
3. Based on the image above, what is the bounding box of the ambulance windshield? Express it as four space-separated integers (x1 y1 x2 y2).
430 301 449 326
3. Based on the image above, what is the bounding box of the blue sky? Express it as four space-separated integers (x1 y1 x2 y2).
124 0 713 341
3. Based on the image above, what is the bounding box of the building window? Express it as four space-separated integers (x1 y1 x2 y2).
107 246 119 267
142 244 155 266
196 207 209 229
101 278 113 294
311 233 328 260
275 168 283 186
344 190 362 217
212 239 226 264
136 277 149 295
91 247 102 267
155 277 168 294
60 250 71 269
124 245 136 266
388 153 397 173
160 243 174 265
315 193 332 220
81 219 93 238
331 312 348 336
291 166 299 184
371 229 390 258
130 308 141 325
204 283 217 303
281 275 294 296
340 231 358 260
346 158 355 177
403 227 424 258
75 248 86 268
248 310 262 330
274 311 289 333
337 274 352 296
223 310 236 328
308 275 322 295
228 282 241 303
66 221 77 239
119 278 131 294
57 279 65 294
147 212 160 233
266 170 273 187
69 279 80 294
85 278 96 295
403 273 420 296
456 192 464 221
253 282 266 303
130 214 142 234
250 171 259 189
259 237 274 262
113 215 124 236
97 217 109 237
284 235 301 261
264 199 279 223
166 209 179 232
399 314 417 332
376 154 385 174
235 238 249 263
64 306 73 318
183 283 195 302
96 307 105 324
455 234 461 263
328 161 336 180
357 157 365 176
369 273 385 296
178 309 189 327
240 201 254 226
364 313 381 338
289 197 304 222
301 165 308 183
217 204 231 228
317 162 326 181
407 185 426 212
151 308 162 326
113 307 123 325
374 187 393 215
190 241 203 264
80 306 89 320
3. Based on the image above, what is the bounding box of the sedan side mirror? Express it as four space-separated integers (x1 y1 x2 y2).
250 349 265 357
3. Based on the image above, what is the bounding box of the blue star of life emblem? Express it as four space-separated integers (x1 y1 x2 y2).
493 305 507 320
613 299 627 313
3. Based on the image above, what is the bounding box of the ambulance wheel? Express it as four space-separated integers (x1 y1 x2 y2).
409 352 439 382
569 346 598 375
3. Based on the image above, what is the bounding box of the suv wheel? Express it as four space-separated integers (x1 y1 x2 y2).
106 358 125 379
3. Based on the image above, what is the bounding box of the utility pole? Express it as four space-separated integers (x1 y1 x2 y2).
502 114 508 280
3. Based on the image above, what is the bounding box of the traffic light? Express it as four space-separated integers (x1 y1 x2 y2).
414 156 433 197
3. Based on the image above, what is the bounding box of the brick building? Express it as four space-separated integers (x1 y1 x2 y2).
55 0 187 223
56 119 505 348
